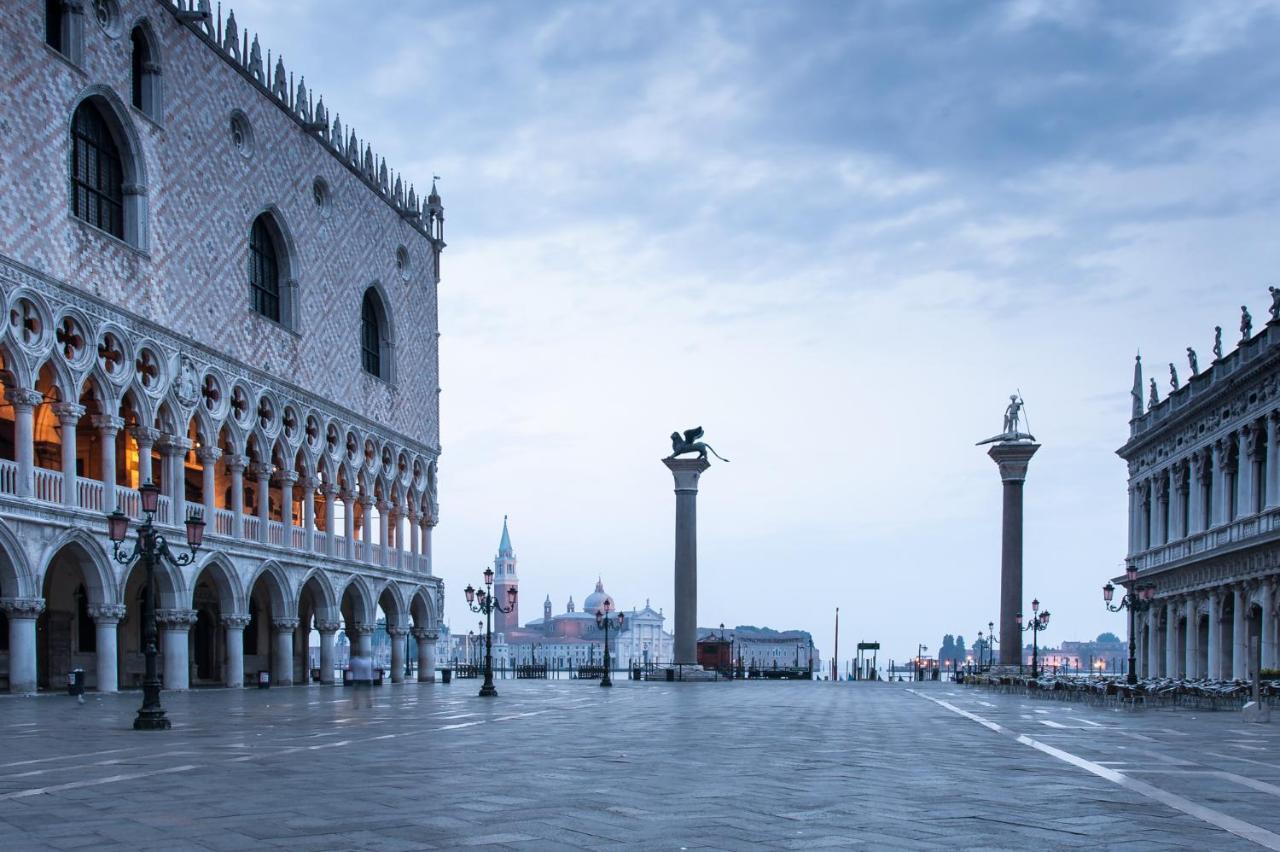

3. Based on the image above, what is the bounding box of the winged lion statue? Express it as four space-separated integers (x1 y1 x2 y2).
667 426 729 463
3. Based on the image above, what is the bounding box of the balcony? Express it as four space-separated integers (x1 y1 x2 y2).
1128 507 1280 574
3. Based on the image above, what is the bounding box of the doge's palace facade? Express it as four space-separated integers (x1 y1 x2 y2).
1120 300 1280 681
0 0 445 693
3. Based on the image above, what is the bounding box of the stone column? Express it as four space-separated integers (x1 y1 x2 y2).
1267 413 1280 511
197 446 221 529
663 456 712 666
272 618 299 686
226 454 247 538
251 463 273 543
1184 596 1199 678
1233 586 1248 680
1212 439 1230 527
1260 582 1276 672
1167 468 1183 542
1239 428 1257 517
351 624 373 658
88 604 126 693
1126 484 1138 556
130 425 158 487
1188 454 1206 535
1 598 44 693
1207 590 1223 680
156 609 197 690
1164 599 1178 677
377 500 391 566
388 626 408 682
413 628 438 682
300 475 316 552
91 415 123 513
158 436 191 524
408 511 420 562
6 389 42 498
50 402 84 507
1146 608 1160 677
358 495 374 562
1154 475 1169 546
423 519 435 575
985 442 1040 667
321 483 338 555
317 620 340 684
342 491 356 561
222 614 249 687
276 470 297 531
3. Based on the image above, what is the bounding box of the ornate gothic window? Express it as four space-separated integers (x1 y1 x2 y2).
70 101 124 239
362 290 381 377
249 215 281 322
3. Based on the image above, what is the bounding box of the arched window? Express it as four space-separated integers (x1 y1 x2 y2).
130 25 160 119
70 101 124 239
360 288 392 381
249 215 281 322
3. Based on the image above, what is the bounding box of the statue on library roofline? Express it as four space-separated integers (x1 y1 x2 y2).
1270 286 1280 322
666 427 729 463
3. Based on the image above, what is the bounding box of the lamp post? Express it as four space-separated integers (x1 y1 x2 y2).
1017 599 1050 679
106 481 205 731
1104 565 1157 686
464 567 516 698
916 643 927 682
595 600 624 687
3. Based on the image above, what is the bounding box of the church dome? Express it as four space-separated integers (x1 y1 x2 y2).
583 578 614 615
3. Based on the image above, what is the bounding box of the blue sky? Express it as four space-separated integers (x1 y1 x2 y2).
239 0 1280 667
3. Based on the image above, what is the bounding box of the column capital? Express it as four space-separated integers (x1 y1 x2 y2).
4 387 43 410
90 414 125 435
155 608 199 628
221 614 251 629
129 424 161 446
0 597 45 617
358 493 374 507
297 473 318 490
387 626 409 638
348 624 374 636
986 442 1041 482
248 462 275 480
224 453 249 473
272 617 301 632
156 435 192 456
320 481 340 497
274 470 299 486
87 603 128 623
376 498 392 513
196 445 223 465
315 620 342 633
51 401 85 424
662 456 711 492
412 628 439 641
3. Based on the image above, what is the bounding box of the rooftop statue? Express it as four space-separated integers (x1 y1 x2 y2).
1270 286 1280 321
667 427 729 463
1213 326 1223 361
1187 347 1199 376
1241 306 1253 341
976 393 1036 445
1148 378 1159 409
1169 363 1179 391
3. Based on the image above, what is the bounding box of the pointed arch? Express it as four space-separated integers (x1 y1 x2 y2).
189 553 242 615
0 518 35 599
248 208 298 330
129 18 162 120
338 574 374 626
68 86 149 249
296 568 338 623
40 528 118 607
359 283 394 383
376 581 406 629
409 586 436 630
244 559 292 616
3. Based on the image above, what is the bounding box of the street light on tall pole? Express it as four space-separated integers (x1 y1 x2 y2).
916 643 928 682
1104 565 1157 686
1017 599 1050 679
464 567 516 698
595 600 624 687
106 481 205 731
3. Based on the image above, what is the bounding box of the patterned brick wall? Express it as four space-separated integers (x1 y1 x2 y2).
0 0 440 450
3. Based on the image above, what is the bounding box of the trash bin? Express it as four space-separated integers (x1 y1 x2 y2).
343 669 354 687
440 667 452 684
257 670 270 689
374 669 384 686
665 668 675 682
68 669 85 697
310 667 321 683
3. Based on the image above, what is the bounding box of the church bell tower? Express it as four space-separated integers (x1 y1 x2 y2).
494 516 519 634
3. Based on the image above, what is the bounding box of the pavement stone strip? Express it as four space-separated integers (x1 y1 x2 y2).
0 681 1277 851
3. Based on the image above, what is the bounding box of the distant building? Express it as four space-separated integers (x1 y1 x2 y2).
698 626 817 673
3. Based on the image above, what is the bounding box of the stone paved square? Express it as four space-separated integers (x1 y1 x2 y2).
2 680 1278 850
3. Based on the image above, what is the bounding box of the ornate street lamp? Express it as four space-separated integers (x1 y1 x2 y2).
595 601 624 687
1104 565 1157 686
106 481 205 730
1017 598 1051 679
464 567 516 698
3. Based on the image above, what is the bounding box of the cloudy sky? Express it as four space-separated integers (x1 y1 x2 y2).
238 0 1280 668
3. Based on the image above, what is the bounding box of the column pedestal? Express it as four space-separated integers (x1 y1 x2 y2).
272 619 299 686
663 457 712 667
413 628 438 682
985 442 1040 667
317 622 339 684
388 626 407 682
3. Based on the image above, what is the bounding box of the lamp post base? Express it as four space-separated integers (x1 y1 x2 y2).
479 681 498 698
600 674 612 688
133 709 170 730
